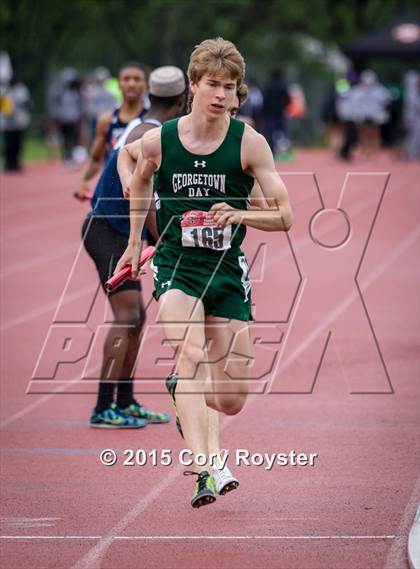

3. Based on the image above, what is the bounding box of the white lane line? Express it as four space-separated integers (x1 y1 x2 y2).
70 464 185 569
271 226 419 383
0 181 392 335
0 172 388 329
0 178 414 566
0 284 96 332
0 204 414 432
0 535 395 540
2 215 80 243
0 517 61 529
384 479 420 569
0 387 82 429
70 229 418 569
0 242 79 279
0 323 160 429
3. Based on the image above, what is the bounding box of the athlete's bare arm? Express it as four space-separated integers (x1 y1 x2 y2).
117 139 143 197
248 181 268 209
118 124 159 197
209 126 293 231
114 128 162 277
74 111 112 200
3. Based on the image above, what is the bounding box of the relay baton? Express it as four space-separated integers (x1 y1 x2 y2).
105 245 155 293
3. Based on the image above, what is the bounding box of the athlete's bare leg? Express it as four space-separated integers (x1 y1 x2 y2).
205 315 250 415
157 289 211 472
96 290 144 383
205 315 250 461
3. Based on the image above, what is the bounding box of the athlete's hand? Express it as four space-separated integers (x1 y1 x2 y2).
209 202 244 227
73 182 91 201
114 242 142 279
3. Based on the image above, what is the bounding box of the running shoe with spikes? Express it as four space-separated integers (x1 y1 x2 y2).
89 403 147 429
121 400 171 424
185 471 217 509
165 373 183 438
212 465 239 495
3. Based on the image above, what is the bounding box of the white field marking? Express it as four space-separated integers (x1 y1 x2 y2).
0 242 79 279
0 170 320 222
0 518 61 522
0 169 75 218
0 323 161 429
70 464 185 569
0 517 61 529
0 178 411 567
0 284 96 332
70 230 418 569
0 211 390 428
0 172 317 278
270 226 419 383
0 517 61 525
0 171 393 335
0 172 313 243
384 479 420 569
0 535 396 541
0 197 66 220
0 358 104 428
0 382 90 429
0 193 366 333
0 191 415 427
2 215 80 243
0 179 392 333
1 189 416 432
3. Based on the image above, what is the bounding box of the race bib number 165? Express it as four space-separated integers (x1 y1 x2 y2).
181 210 232 250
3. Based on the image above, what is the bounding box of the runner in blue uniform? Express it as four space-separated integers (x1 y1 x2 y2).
74 62 148 200
80 66 186 428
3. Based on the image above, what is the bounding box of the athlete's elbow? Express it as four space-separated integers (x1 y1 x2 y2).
281 206 293 231
283 215 293 232
274 211 292 232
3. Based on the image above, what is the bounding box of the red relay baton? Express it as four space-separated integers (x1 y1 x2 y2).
105 245 155 293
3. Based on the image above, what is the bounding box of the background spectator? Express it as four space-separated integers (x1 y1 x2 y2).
263 69 290 153
48 68 83 164
0 77 31 172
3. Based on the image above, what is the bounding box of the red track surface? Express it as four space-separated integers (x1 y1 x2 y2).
0 151 419 569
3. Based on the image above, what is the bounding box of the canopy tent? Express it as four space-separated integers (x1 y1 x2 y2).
343 13 420 62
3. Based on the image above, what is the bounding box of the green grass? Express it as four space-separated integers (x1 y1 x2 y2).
23 137 60 163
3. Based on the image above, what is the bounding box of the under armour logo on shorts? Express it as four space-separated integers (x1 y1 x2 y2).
194 160 206 168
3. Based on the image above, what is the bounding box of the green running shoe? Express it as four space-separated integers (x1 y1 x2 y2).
89 403 147 429
185 471 217 509
121 400 171 424
165 373 183 438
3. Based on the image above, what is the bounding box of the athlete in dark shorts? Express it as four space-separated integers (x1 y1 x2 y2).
74 62 148 201
115 39 293 507
80 66 186 428
116 85 253 490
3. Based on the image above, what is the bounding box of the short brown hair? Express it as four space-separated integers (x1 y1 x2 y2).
187 38 245 86
237 83 248 107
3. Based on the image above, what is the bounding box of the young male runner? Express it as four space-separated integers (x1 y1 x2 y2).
115 38 293 507
117 83 250 492
81 66 186 428
74 62 148 201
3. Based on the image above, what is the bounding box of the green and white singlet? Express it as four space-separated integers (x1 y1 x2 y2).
151 117 254 321
153 117 254 252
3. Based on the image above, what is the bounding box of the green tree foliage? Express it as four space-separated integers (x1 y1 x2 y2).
1 0 418 97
